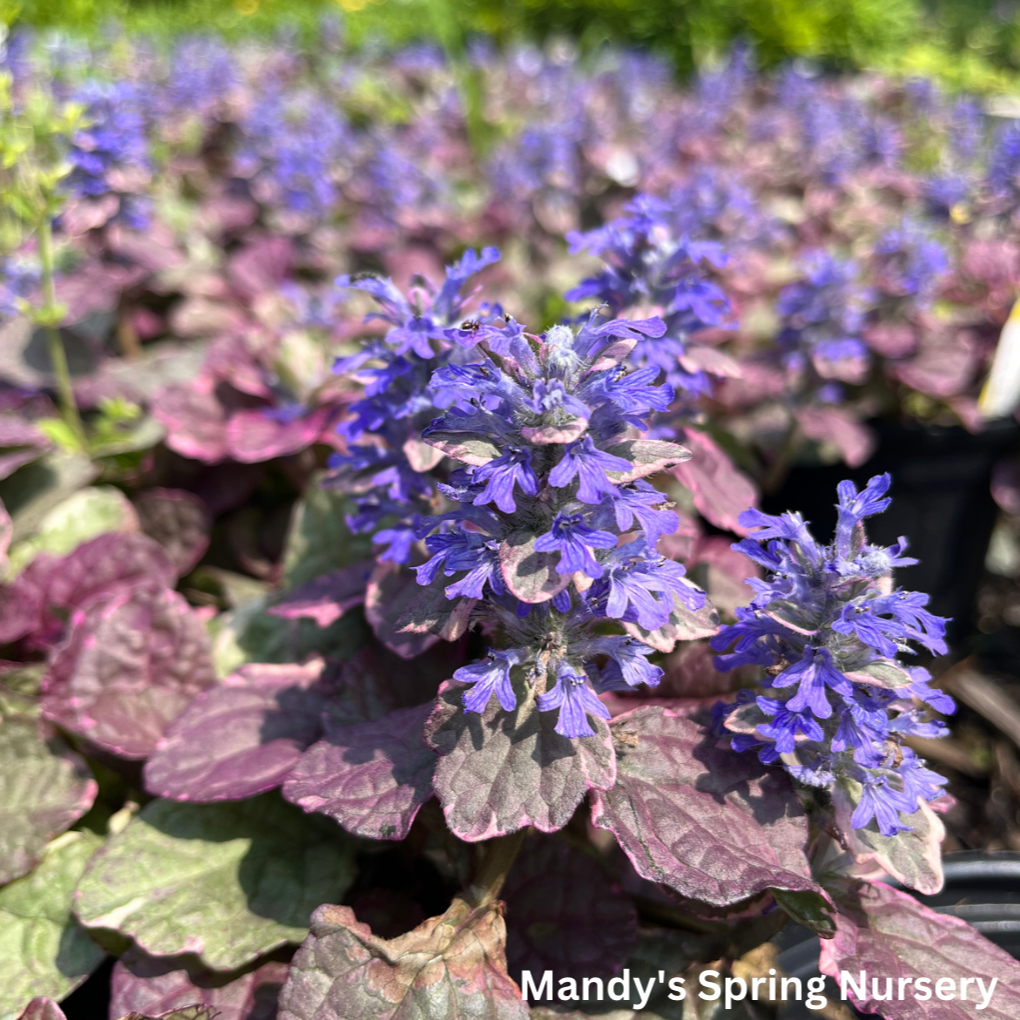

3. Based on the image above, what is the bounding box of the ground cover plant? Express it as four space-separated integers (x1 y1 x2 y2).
4 23 1020 1020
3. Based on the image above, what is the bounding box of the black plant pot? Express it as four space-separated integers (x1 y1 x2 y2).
773 852 1020 1020
764 419 1020 645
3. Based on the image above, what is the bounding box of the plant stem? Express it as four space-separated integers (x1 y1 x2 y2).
467 830 526 908
37 217 86 451
762 413 799 495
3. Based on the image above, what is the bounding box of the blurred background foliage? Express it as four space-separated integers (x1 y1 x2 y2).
10 0 1020 91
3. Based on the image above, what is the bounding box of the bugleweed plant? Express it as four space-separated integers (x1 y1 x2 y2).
3 30 1020 1020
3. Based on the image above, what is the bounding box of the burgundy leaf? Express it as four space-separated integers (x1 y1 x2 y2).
0 714 97 885
325 644 454 728
55 261 146 324
394 582 476 641
42 584 217 759
691 536 758 618
268 561 372 628
283 702 435 840
503 836 637 992
145 660 331 802
794 406 875 468
605 439 691 483
590 707 817 907
278 899 529 1020
365 562 443 659
227 237 295 302
820 880 1020 1019
225 404 340 464
136 489 211 576
111 947 287 1020
1 531 177 646
671 429 758 535
424 681 616 842
499 532 571 605
152 377 230 464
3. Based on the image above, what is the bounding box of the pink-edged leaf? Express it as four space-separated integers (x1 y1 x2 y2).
421 430 500 466
277 899 529 1020
519 419 589 445
282 702 436 841
144 660 331 802
0 713 97 884
832 782 945 895
225 404 339 464
680 344 742 378
135 489 211 577
499 531 571 605
794 406 875 468
503 836 637 991
3 530 178 645
227 236 295 303
671 429 758 534
590 707 817 907
589 339 636 371
42 584 217 759
691 536 758 617
17 1000 66 1020
111 946 287 1020
819 879 1020 1019
403 437 445 472
55 260 146 324
621 592 720 654
365 562 471 658
424 680 616 842
268 561 372 628
151 377 230 464
0 445 46 480
894 326 980 400
605 439 691 484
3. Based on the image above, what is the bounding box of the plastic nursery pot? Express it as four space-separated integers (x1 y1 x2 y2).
772 851 1020 1020
763 418 1020 645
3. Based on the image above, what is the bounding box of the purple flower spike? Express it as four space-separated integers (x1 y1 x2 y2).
534 514 617 579
715 475 952 849
537 663 611 739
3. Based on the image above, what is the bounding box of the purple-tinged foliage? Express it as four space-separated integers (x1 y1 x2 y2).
111 948 287 1020
591 707 818 907
713 474 952 848
820 880 1020 1020
502 836 638 991
278 899 529 1020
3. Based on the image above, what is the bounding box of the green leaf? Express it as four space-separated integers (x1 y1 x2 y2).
0 711 97 885
7 486 138 575
0 451 98 545
282 480 374 588
209 595 369 677
772 888 837 940
0 831 106 1020
75 794 358 971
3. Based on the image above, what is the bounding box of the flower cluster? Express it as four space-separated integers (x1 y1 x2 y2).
565 194 732 396
712 474 953 836
66 80 151 228
327 247 503 564
414 312 712 738
775 250 874 401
